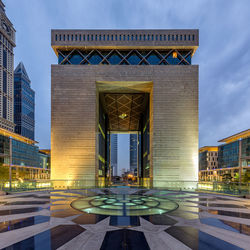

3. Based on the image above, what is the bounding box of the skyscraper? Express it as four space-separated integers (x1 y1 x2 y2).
110 134 118 176
14 62 35 140
130 134 137 173
0 0 16 131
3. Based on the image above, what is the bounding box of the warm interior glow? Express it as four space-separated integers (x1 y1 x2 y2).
173 51 177 58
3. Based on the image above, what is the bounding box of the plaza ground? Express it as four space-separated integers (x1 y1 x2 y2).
0 187 250 249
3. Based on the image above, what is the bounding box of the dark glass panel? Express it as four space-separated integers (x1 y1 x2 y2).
88 52 103 64
3 49 7 68
58 54 64 64
120 61 129 65
160 61 168 65
139 51 149 57
107 51 122 65
146 52 161 65
3 71 7 93
3 96 7 119
68 51 83 64
127 52 141 65
166 53 180 65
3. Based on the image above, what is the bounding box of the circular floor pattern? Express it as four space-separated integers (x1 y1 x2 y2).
71 194 178 216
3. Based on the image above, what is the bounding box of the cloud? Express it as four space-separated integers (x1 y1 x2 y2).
6 0 250 151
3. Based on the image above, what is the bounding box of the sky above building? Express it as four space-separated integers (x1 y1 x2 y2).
6 0 250 160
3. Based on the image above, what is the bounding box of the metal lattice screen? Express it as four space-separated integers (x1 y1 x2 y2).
58 49 192 65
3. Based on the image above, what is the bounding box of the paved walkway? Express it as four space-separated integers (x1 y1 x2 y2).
0 188 249 249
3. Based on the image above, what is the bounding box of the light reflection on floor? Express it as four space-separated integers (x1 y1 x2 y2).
0 188 249 250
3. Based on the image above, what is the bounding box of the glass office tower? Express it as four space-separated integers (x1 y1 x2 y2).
111 134 118 176
14 62 35 140
130 134 137 174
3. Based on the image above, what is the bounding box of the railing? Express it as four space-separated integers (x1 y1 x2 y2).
0 180 249 195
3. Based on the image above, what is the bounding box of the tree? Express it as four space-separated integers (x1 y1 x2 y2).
242 170 250 183
0 164 9 181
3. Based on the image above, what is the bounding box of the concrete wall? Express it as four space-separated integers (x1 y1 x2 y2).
51 65 198 187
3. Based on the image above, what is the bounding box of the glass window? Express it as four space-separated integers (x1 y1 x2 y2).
172 35 174 41
75 34 77 41
3 50 7 68
3 71 7 93
146 52 161 65
151 35 154 41
127 52 141 65
91 35 93 41
107 51 122 64
55 34 57 41
155 35 158 41
88 51 103 64
68 51 83 64
168 35 170 41
59 34 61 41
63 35 65 41
71 35 74 41
3 96 7 119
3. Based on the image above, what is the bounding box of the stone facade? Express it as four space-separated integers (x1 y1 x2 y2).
51 29 199 187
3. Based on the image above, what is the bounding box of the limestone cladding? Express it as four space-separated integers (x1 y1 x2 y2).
51 65 198 186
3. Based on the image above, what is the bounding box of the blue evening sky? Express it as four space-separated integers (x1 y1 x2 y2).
6 0 250 171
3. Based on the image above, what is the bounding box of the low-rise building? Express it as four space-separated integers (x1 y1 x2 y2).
199 129 250 182
0 128 50 180
199 146 218 181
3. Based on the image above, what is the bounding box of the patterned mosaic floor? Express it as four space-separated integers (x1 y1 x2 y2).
0 188 250 249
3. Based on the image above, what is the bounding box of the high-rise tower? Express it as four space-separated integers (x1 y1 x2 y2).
130 134 137 173
110 134 118 176
14 62 35 140
0 0 15 131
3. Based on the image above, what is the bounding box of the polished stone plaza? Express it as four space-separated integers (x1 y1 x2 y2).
0 188 249 249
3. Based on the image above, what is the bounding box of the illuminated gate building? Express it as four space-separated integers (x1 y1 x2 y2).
51 29 199 187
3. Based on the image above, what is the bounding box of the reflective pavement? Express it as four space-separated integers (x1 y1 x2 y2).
0 188 249 249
